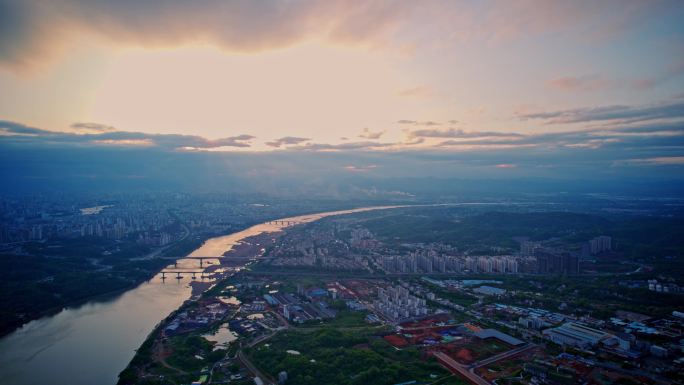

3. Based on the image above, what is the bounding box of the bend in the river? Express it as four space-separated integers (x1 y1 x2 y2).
0 205 405 385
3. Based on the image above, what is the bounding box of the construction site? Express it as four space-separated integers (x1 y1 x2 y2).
382 314 545 385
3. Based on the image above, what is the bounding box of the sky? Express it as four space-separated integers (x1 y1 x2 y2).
1 0 684 185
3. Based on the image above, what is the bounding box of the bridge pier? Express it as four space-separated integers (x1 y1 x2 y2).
267 220 301 226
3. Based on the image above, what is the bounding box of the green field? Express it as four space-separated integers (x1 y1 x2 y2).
248 327 451 385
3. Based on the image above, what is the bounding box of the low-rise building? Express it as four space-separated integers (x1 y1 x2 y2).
543 322 611 348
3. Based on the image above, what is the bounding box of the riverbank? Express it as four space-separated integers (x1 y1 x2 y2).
1 279 139 339
116 206 411 384
186 231 287 296
221 229 284 260
0 205 410 385
0 232 216 339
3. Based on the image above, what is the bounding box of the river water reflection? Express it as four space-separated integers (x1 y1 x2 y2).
0 205 402 385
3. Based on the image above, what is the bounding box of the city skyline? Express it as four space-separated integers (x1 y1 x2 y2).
2 4 684 384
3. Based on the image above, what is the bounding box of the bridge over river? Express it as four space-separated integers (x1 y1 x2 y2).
0 204 407 385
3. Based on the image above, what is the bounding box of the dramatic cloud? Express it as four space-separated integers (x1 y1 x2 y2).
70 122 117 133
2 123 684 194
0 0 416 70
397 120 441 126
202 134 255 148
436 140 536 150
92 138 154 147
270 120 684 154
265 136 311 148
518 99 684 125
2 1 671 70
5 118 683 156
0 120 254 149
358 127 385 139
0 120 46 136
408 128 523 139
289 141 394 151
1 2 683 189
3 119 683 185
435 122 684 151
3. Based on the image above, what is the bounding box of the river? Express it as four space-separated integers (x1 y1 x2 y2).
0 205 402 385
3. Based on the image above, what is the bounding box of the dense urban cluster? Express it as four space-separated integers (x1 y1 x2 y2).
0 193 324 246
121 262 684 385
2 195 682 385
0 193 365 337
116 206 683 385
261 220 614 277
0 195 180 244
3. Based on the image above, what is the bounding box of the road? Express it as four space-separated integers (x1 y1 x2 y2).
234 310 290 384
434 351 491 385
434 343 537 385
471 343 536 368
238 350 275 385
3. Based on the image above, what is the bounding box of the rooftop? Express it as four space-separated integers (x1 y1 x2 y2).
474 328 524 346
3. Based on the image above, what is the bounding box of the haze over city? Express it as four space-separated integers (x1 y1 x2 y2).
1 2 684 385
